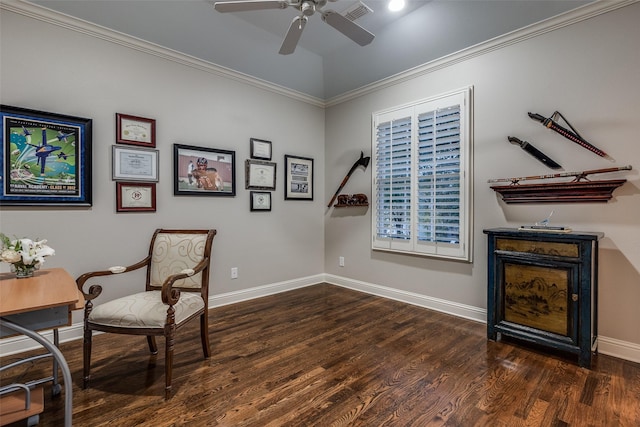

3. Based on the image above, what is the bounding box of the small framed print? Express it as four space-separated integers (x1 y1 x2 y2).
112 145 159 182
250 191 271 211
250 138 272 160
116 182 156 212
245 159 276 190
285 155 313 200
116 113 156 147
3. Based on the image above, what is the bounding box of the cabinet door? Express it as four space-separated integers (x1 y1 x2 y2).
495 253 580 346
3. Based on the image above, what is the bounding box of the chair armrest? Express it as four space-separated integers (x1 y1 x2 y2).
76 256 151 301
160 256 210 305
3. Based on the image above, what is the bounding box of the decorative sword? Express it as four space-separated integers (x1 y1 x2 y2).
508 136 562 170
487 165 632 184
528 111 614 161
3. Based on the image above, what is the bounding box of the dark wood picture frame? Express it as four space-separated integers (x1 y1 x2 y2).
250 191 272 211
245 159 277 190
173 143 236 196
116 113 156 147
116 181 156 212
284 154 313 200
250 138 272 160
0 104 92 206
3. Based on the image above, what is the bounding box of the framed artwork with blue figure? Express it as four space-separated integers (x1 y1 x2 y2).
0 105 92 206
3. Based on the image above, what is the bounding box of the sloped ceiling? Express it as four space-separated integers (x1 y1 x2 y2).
28 0 593 100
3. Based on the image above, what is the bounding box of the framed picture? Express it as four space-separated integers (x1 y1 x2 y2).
250 191 271 211
0 104 92 206
112 145 159 182
285 154 314 200
174 143 236 196
116 113 156 147
116 181 156 212
250 138 272 160
245 159 276 190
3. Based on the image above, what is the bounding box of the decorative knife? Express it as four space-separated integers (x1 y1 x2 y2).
508 136 563 170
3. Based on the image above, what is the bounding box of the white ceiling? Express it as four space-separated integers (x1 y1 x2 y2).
29 0 593 100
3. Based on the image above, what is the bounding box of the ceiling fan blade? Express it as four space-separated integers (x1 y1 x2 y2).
279 16 307 55
321 10 374 46
213 0 289 13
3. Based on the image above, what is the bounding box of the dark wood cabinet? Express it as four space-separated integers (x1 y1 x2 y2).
483 228 603 368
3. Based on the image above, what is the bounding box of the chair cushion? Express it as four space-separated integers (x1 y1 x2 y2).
149 233 208 289
88 291 204 329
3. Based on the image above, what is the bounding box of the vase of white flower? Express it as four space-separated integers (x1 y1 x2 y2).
0 233 54 279
10 262 40 278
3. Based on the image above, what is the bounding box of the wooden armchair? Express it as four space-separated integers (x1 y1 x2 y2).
76 229 216 399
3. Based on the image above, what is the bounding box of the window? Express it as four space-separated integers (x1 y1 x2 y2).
372 87 473 261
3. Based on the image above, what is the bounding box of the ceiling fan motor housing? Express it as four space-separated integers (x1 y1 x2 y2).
301 1 316 16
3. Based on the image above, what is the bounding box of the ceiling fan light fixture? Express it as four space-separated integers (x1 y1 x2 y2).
388 0 405 12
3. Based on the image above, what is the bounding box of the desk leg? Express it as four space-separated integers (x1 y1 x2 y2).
52 329 61 396
0 318 72 427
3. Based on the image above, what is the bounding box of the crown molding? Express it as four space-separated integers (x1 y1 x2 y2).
2 0 637 109
325 0 639 107
0 0 326 108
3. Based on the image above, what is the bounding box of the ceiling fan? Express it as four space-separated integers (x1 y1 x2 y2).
212 0 375 55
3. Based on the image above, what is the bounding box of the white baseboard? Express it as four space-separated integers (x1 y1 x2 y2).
0 275 322 357
3 273 640 364
325 274 640 364
324 274 487 323
209 274 322 308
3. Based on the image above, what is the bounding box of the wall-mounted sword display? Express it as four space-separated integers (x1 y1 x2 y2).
508 136 562 169
528 111 614 161
488 165 632 185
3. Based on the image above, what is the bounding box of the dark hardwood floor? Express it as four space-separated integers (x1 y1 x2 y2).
2 284 639 426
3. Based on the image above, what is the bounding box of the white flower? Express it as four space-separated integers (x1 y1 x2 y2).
0 233 54 268
0 249 21 263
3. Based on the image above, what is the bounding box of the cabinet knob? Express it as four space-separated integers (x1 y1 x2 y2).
572 293 579 302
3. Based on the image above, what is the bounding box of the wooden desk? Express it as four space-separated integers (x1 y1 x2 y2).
0 268 82 427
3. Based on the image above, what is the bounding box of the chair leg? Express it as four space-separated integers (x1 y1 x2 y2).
164 327 175 400
82 327 92 389
147 336 158 354
200 313 211 358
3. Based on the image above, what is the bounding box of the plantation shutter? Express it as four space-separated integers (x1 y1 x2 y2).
415 104 462 254
372 87 472 261
373 108 413 251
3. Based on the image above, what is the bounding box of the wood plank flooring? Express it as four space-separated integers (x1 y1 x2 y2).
2 284 640 426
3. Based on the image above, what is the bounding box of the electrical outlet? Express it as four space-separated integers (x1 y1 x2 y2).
231 267 238 279
339 256 345 267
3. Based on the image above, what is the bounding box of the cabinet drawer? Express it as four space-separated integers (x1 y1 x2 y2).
496 238 578 257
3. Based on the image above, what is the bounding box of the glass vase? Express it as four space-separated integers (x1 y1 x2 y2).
10 263 39 279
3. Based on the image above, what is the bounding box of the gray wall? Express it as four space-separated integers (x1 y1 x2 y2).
324 3 640 359
0 9 325 326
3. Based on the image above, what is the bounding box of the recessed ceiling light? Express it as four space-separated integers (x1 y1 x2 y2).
388 0 405 12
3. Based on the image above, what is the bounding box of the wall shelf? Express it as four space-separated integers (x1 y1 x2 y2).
490 179 627 204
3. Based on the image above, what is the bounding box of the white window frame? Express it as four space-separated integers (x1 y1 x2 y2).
371 86 473 262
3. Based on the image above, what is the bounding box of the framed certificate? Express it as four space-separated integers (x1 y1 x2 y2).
245 159 276 190
116 113 156 147
112 146 159 182
284 154 313 200
250 191 271 211
116 182 156 212
250 138 272 160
